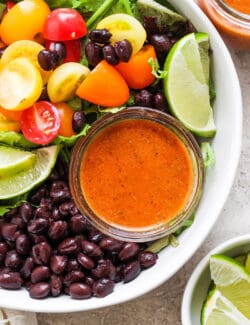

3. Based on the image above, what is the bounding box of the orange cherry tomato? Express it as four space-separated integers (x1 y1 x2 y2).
0 107 23 121
0 0 50 45
54 102 76 137
115 45 157 89
76 60 129 107
0 113 20 132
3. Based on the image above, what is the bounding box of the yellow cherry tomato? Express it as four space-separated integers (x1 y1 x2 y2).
97 14 146 55
0 57 43 111
0 0 50 45
0 113 20 132
47 62 90 103
54 103 76 137
1 40 51 83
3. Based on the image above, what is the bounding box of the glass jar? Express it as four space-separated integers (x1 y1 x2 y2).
198 0 250 49
69 107 204 242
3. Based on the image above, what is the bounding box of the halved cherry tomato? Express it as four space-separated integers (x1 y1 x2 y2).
0 107 23 121
0 113 20 132
54 103 75 137
115 45 156 89
43 8 87 41
0 0 50 45
20 101 60 145
76 60 129 107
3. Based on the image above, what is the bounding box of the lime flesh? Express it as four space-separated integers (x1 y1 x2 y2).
0 145 37 177
0 145 60 200
201 288 250 325
163 33 216 137
210 254 250 319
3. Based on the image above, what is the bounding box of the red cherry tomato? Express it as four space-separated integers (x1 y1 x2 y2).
43 8 87 41
20 101 60 145
6 1 15 11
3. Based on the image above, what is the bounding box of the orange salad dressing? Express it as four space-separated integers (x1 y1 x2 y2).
80 119 194 229
225 0 250 15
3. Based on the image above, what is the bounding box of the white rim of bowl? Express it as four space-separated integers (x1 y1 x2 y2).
181 234 250 325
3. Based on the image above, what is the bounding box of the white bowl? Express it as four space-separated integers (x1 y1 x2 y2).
0 0 242 313
182 234 250 325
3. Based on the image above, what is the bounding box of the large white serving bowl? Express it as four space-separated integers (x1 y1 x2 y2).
182 235 250 325
0 0 242 313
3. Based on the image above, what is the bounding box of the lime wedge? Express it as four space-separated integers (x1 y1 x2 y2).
0 145 37 177
210 254 250 319
136 0 186 28
0 145 60 200
201 288 250 325
163 33 216 137
196 32 210 85
245 253 250 273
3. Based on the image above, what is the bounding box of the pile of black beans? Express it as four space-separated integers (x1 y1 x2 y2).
85 28 133 67
0 166 158 300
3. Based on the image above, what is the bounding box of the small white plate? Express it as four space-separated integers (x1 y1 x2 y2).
0 0 242 313
182 234 250 325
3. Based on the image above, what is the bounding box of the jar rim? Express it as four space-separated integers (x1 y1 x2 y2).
69 107 205 242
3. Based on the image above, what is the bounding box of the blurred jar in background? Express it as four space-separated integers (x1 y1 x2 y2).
198 0 250 50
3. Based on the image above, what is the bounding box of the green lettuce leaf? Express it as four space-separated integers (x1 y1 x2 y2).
53 123 90 146
0 193 28 217
201 142 215 168
0 132 38 149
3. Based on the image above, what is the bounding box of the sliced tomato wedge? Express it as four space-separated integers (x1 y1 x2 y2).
43 8 87 41
21 101 60 145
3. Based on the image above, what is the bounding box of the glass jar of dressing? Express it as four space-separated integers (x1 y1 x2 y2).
198 0 250 49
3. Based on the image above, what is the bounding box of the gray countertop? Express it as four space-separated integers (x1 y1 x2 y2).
38 49 250 325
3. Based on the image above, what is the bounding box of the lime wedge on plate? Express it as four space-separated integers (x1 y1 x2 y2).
163 33 216 137
0 145 60 200
0 145 37 177
245 253 250 273
201 288 250 325
210 254 250 319
196 32 210 85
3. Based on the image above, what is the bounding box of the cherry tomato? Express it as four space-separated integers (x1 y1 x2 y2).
0 0 50 45
6 1 15 11
43 8 87 41
54 103 75 137
0 107 23 122
0 113 20 132
20 101 60 145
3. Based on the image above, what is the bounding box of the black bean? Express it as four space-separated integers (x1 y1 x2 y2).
52 207 61 221
64 270 85 286
150 34 172 64
16 234 31 255
29 234 48 244
0 242 8 262
48 221 68 241
77 253 94 270
138 251 158 268
84 276 95 288
34 207 51 220
88 229 104 243
66 259 80 272
70 214 87 234
28 218 49 234
1 223 18 242
20 257 34 279
134 90 154 107
123 260 141 283
85 42 103 67
92 259 116 280
58 238 79 255
81 240 103 258
93 278 115 297
143 16 162 36
38 85 50 101
102 45 119 65
59 201 78 216
0 272 22 289
29 282 51 299
114 40 132 62
32 242 52 265
11 217 26 230
99 237 123 253
19 203 33 224
69 282 92 299
47 41 66 65
89 29 112 44
38 50 58 71
31 266 50 283
72 111 86 133
30 186 49 205
5 250 22 270
118 243 139 261
50 255 67 274
153 93 168 112
51 274 62 297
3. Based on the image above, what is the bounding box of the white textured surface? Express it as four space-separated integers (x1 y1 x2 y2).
37 49 250 325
